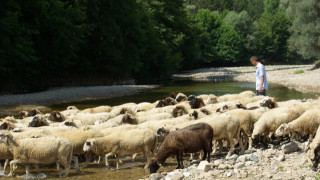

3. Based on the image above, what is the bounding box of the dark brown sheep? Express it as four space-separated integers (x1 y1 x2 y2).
149 123 213 173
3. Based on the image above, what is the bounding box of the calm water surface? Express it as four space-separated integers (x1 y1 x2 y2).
2 81 318 180
50 81 318 111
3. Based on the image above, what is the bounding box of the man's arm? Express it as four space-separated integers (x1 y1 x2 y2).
259 76 264 93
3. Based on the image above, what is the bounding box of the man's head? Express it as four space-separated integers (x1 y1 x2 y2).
250 56 259 66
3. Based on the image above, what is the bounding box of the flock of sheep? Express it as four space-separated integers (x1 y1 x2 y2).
1 90 320 177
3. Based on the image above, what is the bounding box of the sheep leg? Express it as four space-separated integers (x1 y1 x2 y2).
227 137 235 157
83 152 91 168
179 153 184 169
35 164 40 174
9 160 19 176
176 154 181 169
201 150 207 161
132 153 138 161
218 140 223 155
115 154 121 170
72 156 82 174
212 140 216 154
25 165 30 176
105 152 114 167
248 136 253 150
57 164 63 177
3 159 9 171
238 135 245 154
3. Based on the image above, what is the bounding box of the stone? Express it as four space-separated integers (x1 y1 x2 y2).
277 155 285 162
281 142 301 154
240 171 248 178
213 159 223 167
248 154 259 162
218 164 229 170
168 172 184 180
226 154 239 160
234 163 245 169
150 173 164 180
182 172 191 178
262 152 272 159
227 171 234 177
197 161 213 172
237 155 247 163
245 161 255 166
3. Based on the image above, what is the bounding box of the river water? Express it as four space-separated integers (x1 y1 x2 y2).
1 81 318 179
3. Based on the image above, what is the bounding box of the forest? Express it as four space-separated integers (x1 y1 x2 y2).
1 0 319 93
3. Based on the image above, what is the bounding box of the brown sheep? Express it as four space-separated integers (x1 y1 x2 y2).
149 123 213 173
28 115 49 127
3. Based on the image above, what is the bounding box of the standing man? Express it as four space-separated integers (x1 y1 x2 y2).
250 56 268 96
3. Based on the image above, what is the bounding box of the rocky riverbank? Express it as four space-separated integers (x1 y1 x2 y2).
172 64 320 94
0 85 158 116
146 141 318 180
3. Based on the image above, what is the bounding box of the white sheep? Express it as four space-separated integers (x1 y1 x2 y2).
252 104 308 144
275 108 320 145
82 105 112 114
83 128 158 169
0 131 74 177
217 91 255 102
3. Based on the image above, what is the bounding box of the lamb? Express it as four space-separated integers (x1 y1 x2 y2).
252 104 308 145
275 109 320 145
0 131 74 177
308 126 320 171
149 123 213 173
83 128 158 169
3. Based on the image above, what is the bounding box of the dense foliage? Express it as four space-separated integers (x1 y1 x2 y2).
0 0 319 92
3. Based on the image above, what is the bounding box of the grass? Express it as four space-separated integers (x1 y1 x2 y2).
294 70 304 74
278 166 284 172
313 173 320 180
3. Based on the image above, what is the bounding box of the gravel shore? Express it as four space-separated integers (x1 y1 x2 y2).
172 64 320 93
0 85 158 115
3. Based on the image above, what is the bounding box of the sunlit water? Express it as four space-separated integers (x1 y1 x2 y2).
0 81 318 179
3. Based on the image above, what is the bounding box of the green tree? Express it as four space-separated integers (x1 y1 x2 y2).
281 0 320 59
255 11 290 62
213 25 247 65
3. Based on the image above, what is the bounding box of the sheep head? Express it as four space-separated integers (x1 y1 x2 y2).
172 106 188 118
169 92 177 99
189 98 205 109
190 110 198 120
27 109 42 117
83 139 95 152
206 95 218 104
0 131 10 144
0 121 15 130
28 115 49 127
156 127 170 142
236 103 246 109
49 111 64 122
175 94 187 102
17 111 28 119
260 98 277 109
67 106 78 110
187 95 196 102
275 123 290 137
149 157 161 174
122 114 137 124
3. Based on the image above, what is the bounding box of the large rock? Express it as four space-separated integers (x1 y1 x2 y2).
213 159 223 167
234 163 245 169
197 161 213 172
281 142 301 154
149 173 164 180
